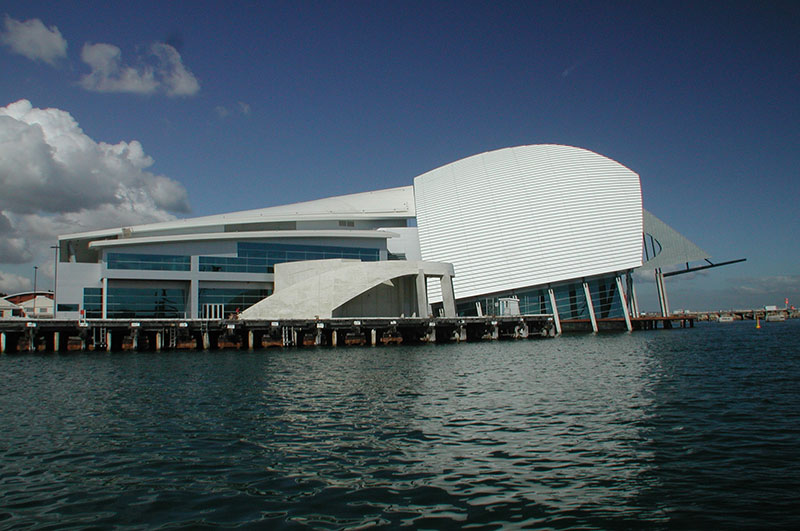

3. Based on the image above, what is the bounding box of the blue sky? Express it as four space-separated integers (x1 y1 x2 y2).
0 0 797 311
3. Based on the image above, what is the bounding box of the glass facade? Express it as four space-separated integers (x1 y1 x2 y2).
83 287 187 318
107 288 186 318
199 242 380 273
107 253 190 271
198 288 271 315
455 276 623 321
83 287 102 318
84 240 380 318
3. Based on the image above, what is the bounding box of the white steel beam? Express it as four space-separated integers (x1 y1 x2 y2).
616 275 633 332
583 281 598 333
548 287 562 336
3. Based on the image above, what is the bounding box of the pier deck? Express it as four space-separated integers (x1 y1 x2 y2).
0 315 555 353
561 315 695 331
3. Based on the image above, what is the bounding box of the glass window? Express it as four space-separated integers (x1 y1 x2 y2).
83 287 103 318
107 253 190 271
106 287 186 318
198 242 380 273
198 288 271 316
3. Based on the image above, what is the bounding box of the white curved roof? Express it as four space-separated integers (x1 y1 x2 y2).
61 185 415 241
414 145 643 300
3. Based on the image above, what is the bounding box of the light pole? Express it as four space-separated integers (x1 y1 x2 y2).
33 265 38 316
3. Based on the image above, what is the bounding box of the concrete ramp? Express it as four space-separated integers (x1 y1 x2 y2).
240 259 455 319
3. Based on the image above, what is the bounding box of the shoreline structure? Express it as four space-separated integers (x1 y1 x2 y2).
10 145 745 336
0 313 701 354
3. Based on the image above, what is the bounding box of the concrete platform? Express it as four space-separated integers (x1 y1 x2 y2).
0 315 555 353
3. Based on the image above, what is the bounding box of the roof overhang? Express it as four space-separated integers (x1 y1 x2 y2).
60 186 415 241
87 229 399 249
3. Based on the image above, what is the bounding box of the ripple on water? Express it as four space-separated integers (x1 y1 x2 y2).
1 322 799 528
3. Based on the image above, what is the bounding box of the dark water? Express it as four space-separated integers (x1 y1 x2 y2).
1 321 799 529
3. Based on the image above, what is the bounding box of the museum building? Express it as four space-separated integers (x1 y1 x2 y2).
54 145 709 327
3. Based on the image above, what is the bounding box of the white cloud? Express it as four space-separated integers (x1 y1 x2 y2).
0 212 31 263
0 270 31 295
0 15 67 65
729 275 800 295
151 43 199 96
215 101 251 120
80 42 199 97
80 43 158 94
0 99 190 277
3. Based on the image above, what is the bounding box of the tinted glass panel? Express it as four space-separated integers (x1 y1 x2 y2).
107 253 190 271
199 242 380 273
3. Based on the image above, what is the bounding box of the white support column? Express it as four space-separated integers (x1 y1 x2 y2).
627 272 640 318
53 331 60 352
440 274 456 317
416 271 429 318
655 269 663 316
616 275 633 332
655 268 671 318
189 279 199 319
189 256 199 319
1 332 6 353
660 271 670 317
101 277 108 319
583 281 598 333
548 288 562 336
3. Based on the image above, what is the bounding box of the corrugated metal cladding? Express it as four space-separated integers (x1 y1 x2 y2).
414 145 643 301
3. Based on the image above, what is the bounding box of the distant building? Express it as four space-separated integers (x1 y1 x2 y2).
3 292 54 318
54 145 711 328
0 297 21 319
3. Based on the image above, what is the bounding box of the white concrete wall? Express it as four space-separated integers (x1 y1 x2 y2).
383 227 422 261
241 259 455 319
333 276 418 317
55 262 102 319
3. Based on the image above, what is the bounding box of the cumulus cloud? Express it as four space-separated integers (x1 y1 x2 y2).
80 42 199 96
150 42 199 96
0 270 31 295
0 99 190 276
1 15 67 65
79 43 158 94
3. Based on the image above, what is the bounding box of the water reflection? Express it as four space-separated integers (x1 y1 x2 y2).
1 323 798 528
235 336 666 527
